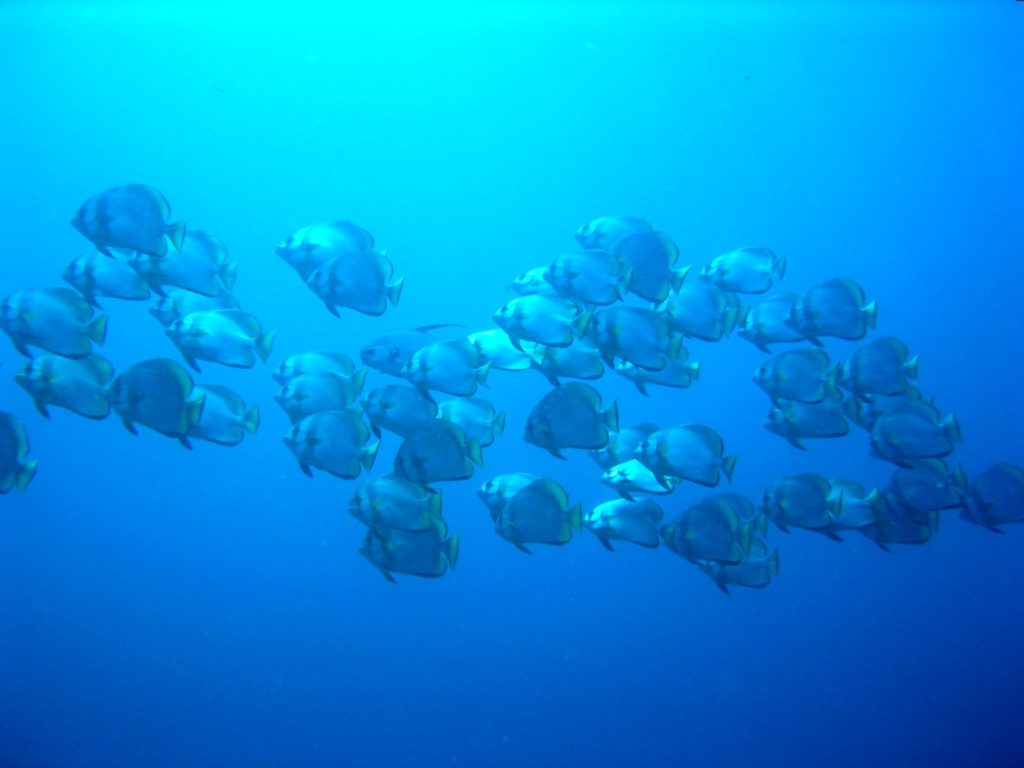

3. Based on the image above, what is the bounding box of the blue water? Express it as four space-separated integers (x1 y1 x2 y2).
2 3 1023 766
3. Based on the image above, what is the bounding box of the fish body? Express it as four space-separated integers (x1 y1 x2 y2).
129 230 236 297
584 498 663 550
613 231 687 302
737 293 805 352
360 518 458 581
349 474 443 532
544 249 629 305
15 353 113 420
106 358 203 447
362 384 438 438
166 309 274 371
284 409 379 479
272 350 360 385
394 420 482 484
275 371 362 423
189 384 259 446
493 294 589 348
788 277 877 344
754 348 839 404
276 220 374 280
840 336 918 397
765 395 849 449
404 339 488 397
601 459 675 500
575 216 652 251
660 284 741 341
614 356 700 395
962 463 1024 531
149 288 239 327
524 382 618 458
469 328 533 371
63 251 151 306
307 250 402 316
0 412 38 493
493 477 581 552
438 397 505 447
700 247 785 294
1 287 108 358
71 184 185 258
635 424 736 487
477 472 539 521
588 306 682 371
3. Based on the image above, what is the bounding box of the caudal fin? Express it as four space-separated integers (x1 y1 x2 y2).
255 330 276 362
242 404 260 435
88 313 109 345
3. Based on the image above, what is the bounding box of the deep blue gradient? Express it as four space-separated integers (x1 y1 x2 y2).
2 3 1023 766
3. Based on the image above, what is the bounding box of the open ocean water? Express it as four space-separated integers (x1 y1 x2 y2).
1 2 1022 766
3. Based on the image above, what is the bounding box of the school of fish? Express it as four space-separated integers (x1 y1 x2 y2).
2 186 1021 591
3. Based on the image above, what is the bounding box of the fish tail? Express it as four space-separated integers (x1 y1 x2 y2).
445 533 460 568
773 251 787 281
87 313 109 345
387 276 405 308
722 454 739 483
616 267 634 300
219 260 239 292
492 410 506 436
16 459 39 492
255 330 276 362
667 334 685 361
904 355 920 380
242 404 260 435
476 361 491 387
572 309 593 339
361 439 381 471
568 503 583 533
602 399 620 433
670 265 690 293
942 413 963 443
863 300 878 329
952 463 969 494
466 438 484 468
165 221 187 251
688 361 701 381
187 393 206 428
767 549 780 576
350 367 368 395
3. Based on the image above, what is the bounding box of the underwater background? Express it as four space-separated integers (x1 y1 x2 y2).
2 2 1023 766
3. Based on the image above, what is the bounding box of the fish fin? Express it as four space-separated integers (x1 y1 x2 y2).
667 334 685 361
87 313 109 345
379 568 398 584
547 448 567 460
633 380 648 396
785 435 806 451
97 245 115 258
165 221 187 251
186 394 205 428
492 411 506 436
823 531 844 542
242 404 260 435
361 439 381 471
568 503 583 533
904 355 919 380
121 416 138 435
602 399 619 433
445 533 460 568
13 340 32 357
323 301 340 317
572 309 592 339
767 550 780 576
255 330 276 362
16 459 38 492
689 361 701 381
33 399 51 420
178 435 193 450
875 541 892 553
599 537 616 552
863 300 878 329
615 269 632 300
476 361 491 387
952 463 969 493
350 367 368 395
219 260 238 292
654 474 672 491
617 488 635 502
807 335 823 348
387 276 404 307
722 454 738 482
299 461 313 478
942 413 962 443
183 353 202 373
513 542 533 554
369 422 381 439
466 438 484 468
713 579 732 596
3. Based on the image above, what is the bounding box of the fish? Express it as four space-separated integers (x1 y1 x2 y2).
661 494 753 564
306 249 403 317
469 328 533 371
869 407 962 466
403 339 489 397
0 412 38 493
165 309 275 371
575 215 652 251
128 230 236 297
106 358 204 448
754 348 840 404
844 387 929 431
393 420 483 484
349 474 443 532
660 283 742 342
787 277 877 344
148 288 240 327
492 477 582 553
736 293 806 353
584 498 663 551
493 293 590 349
1 287 108 359
520 341 604 386
601 459 676 500
188 384 259 446
761 472 837 532
62 251 151 307
888 460 967 514
360 324 461 378
272 350 362 386
839 336 918 397
614 356 700 395
359 518 459 582
275 371 363 423
544 249 630 305
700 247 785 294
437 397 506 447
362 384 438 438
477 472 540 522
276 220 375 280
524 382 618 458
612 231 688 302
588 306 683 371
764 394 849 449
15 353 114 420
284 409 379 479
824 481 883 536
859 494 938 550
71 183 185 258
635 424 737 487
961 463 1024 532
589 423 660 470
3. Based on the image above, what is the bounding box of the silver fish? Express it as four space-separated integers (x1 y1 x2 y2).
0 412 38 494
71 183 185 258
284 409 379 479
15 353 113 420
1 287 108 359
166 309 275 371
106 358 203 448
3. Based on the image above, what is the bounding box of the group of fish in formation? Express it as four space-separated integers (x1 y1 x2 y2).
1 184 1021 590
